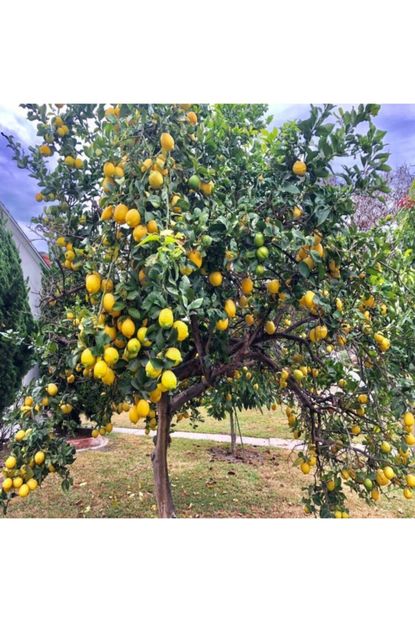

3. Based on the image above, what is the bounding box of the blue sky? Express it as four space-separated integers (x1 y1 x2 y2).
1 104 415 250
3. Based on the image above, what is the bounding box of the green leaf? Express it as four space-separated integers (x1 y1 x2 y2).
187 297 204 310
127 308 141 319
298 262 310 278
316 207 331 225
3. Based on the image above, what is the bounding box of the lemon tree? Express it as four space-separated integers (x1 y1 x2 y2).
2 103 415 518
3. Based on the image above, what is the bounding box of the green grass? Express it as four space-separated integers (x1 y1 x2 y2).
112 405 292 439
3 433 415 518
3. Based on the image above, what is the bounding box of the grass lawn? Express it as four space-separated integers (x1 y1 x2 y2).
112 405 292 439
3 433 415 519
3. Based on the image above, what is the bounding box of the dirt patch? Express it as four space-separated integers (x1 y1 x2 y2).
208 445 265 465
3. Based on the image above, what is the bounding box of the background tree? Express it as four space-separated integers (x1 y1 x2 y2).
353 163 415 229
0 215 35 438
2 103 415 518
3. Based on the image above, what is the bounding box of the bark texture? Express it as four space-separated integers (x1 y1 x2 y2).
152 393 176 518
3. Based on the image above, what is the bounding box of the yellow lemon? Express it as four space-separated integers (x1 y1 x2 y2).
216 318 229 331
127 338 141 354
5 456 17 470
103 293 116 312
165 347 182 365
47 383 58 396
161 370 177 391
149 170 164 189
133 224 148 242
147 220 159 234
159 308 174 329
141 158 153 172
103 162 116 177
34 451 45 465
200 181 214 196
336 298 343 312
104 325 117 341
292 160 307 176
113 203 129 224
145 360 162 379
15 430 26 442
86 273 101 294
149 387 162 403
136 399 150 418
379 337 390 352
302 290 315 309
380 441 391 453
188 249 203 268
224 299 236 318
39 144 52 156
104 347 119 366
102 367 115 385
245 314 255 326
121 318 136 338
137 326 152 346
64 155 75 167
173 320 189 341
264 320 276 335
18 484 30 497
125 209 141 228
267 280 281 295
186 111 198 125
129 406 139 424
209 272 223 287
2 478 13 493
160 132 175 151
241 277 254 295
94 360 108 379
81 348 96 367
404 412 415 427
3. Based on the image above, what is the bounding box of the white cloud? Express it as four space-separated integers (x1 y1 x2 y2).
268 104 310 125
0 105 38 144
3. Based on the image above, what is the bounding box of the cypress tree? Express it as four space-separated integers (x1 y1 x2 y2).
0 215 35 415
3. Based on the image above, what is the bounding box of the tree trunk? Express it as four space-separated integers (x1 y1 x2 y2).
230 411 237 456
152 393 176 518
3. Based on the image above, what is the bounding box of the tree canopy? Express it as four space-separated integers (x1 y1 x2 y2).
2 103 415 517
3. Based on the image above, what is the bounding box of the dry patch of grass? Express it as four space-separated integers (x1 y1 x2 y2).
112 405 291 440
3 433 415 519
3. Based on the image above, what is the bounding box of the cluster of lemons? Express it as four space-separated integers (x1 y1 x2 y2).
78 284 189 430
1 426 50 500
37 114 84 169
55 237 84 271
296 402 415 514
101 160 125 193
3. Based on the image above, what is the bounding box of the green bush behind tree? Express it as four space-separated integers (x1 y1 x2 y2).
0 215 35 417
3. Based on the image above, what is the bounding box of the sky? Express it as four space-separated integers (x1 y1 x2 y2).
1 103 415 251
